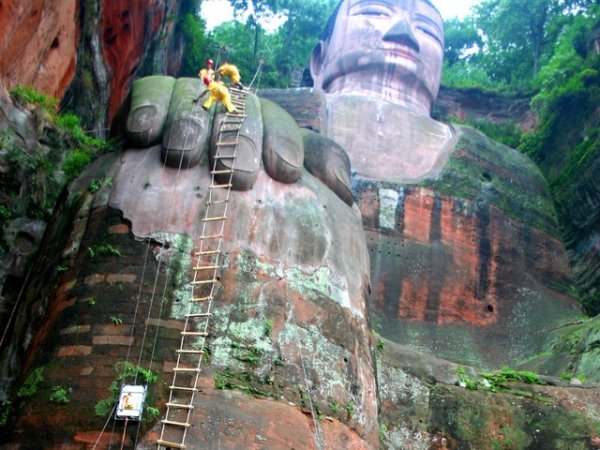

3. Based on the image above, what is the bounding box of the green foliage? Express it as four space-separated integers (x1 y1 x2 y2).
0 401 12 427
484 367 542 385
263 318 274 337
457 366 544 393
88 243 122 258
560 371 573 381
376 338 385 353
146 405 160 419
201 0 336 88
17 367 45 398
345 402 355 417
215 372 234 390
444 16 483 67
49 386 71 404
116 361 158 385
379 423 388 439
95 362 157 417
110 316 123 325
456 366 478 390
94 397 116 417
63 149 92 182
9 86 58 111
451 117 523 149
179 12 210 77
232 343 263 365
88 178 103 193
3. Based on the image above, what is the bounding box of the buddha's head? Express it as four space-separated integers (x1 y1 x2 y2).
310 0 444 116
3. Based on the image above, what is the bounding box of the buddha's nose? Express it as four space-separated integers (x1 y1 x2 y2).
383 19 420 52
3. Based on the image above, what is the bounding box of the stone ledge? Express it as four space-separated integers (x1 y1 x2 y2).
60 325 91 335
108 223 130 234
57 345 93 358
145 317 185 330
92 335 134 346
106 273 136 284
84 274 105 285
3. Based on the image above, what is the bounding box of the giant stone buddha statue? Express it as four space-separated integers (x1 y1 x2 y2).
0 0 585 449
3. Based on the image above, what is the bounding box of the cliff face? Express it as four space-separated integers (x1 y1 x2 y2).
0 0 79 100
0 0 183 134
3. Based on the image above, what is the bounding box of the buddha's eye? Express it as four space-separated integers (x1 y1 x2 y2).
417 26 443 46
351 4 392 19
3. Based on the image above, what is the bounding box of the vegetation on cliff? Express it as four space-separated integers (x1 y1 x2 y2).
0 87 114 251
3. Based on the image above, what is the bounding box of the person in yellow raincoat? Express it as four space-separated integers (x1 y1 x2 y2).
193 77 237 113
217 62 244 89
198 59 215 82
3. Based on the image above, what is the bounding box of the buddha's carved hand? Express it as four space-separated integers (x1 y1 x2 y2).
124 76 353 206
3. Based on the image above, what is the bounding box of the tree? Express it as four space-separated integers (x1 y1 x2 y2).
271 0 337 83
444 16 482 67
472 0 587 89
228 0 283 63
178 12 212 77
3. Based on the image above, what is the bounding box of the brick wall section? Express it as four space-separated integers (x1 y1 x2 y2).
7 206 187 448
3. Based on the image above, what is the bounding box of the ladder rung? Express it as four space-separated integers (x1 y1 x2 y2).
190 279 217 285
166 402 194 410
173 367 202 373
217 140 237 146
181 331 209 337
206 199 228 205
211 169 234 175
210 183 232 189
191 296 212 302
186 312 212 318
213 154 236 159
176 348 206 354
200 233 223 239
195 249 220 256
194 264 219 270
161 419 191 428
169 386 198 392
157 439 187 449
202 215 226 222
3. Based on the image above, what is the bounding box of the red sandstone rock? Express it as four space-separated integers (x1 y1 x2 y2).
0 0 79 99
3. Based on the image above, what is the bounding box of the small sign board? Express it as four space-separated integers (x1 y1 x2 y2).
115 385 147 421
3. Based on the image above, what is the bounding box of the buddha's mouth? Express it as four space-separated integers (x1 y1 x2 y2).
382 46 418 62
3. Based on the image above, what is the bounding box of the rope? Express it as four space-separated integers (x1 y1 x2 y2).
247 59 264 90
119 417 129 450
94 83 199 449
0 262 33 350
92 401 118 449
288 304 324 450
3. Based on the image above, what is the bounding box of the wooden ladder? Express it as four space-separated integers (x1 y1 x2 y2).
156 87 248 450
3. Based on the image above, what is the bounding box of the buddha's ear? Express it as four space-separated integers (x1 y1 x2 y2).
310 40 328 87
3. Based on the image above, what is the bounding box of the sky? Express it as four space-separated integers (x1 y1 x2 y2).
200 0 482 30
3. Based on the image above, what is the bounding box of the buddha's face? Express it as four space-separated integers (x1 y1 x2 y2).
311 0 444 114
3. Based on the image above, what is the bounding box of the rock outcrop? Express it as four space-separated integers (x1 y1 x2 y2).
0 0 183 135
0 0 79 100
0 94 378 448
262 90 583 368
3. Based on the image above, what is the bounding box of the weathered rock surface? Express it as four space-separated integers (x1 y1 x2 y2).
0 0 183 135
262 89 583 368
0 0 79 100
0 124 377 447
435 86 537 131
